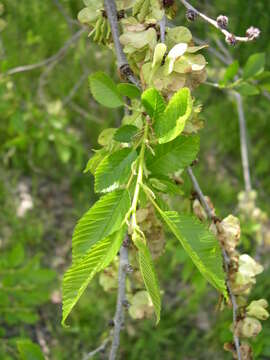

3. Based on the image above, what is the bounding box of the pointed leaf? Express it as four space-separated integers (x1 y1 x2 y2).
89 72 124 108
149 176 183 195
146 135 199 175
243 53 265 80
141 88 166 120
222 60 239 85
158 210 227 296
84 149 107 175
154 88 192 144
95 148 138 193
72 189 130 263
62 226 126 326
135 237 161 324
17 340 45 360
114 125 139 143
236 82 260 96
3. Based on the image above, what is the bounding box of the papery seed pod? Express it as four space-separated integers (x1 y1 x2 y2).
193 199 207 221
219 215 241 254
226 34 237 46
186 9 197 22
246 299 269 320
240 343 253 360
128 290 154 320
235 317 262 338
216 15 228 29
246 26 261 40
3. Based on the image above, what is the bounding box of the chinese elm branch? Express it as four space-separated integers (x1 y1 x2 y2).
83 338 109 360
234 93 252 193
187 166 242 360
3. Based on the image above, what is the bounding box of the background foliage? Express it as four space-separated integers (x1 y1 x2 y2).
0 0 270 359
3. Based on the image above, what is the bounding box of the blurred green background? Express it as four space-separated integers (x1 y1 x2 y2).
0 0 270 359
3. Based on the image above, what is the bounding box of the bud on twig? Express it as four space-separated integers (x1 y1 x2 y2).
124 264 133 273
186 9 197 22
122 299 130 309
225 34 237 46
216 15 229 29
246 26 261 40
108 319 115 327
163 0 174 8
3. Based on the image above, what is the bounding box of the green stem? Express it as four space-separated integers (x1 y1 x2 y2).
130 121 149 231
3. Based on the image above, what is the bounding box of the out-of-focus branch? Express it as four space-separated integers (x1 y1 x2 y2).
234 93 252 192
187 166 242 360
109 244 129 360
68 102 103 123
4 28 86 76
52 0 80 28
83 338 109 360
62 70 89 106
180 0 260 44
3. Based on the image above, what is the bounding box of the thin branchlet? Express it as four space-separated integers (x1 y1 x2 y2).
179 0 260 45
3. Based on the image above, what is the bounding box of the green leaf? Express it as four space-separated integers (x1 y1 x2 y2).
72 189 130 263
256 71 270 92
83 149 107 175
236 82 260 96
114 125 139 143
158 210 227 296
141 88 166 120
8 243 24 267
149 176 183 195
147 135 199 175
62 226 126 326
154 88 192 144
17 340 45 360
222 60 239 85
135 237 161 324
98 128 117 146
117 83 141 99
95 148 138 193
89 72 124 108
243 53 265 80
